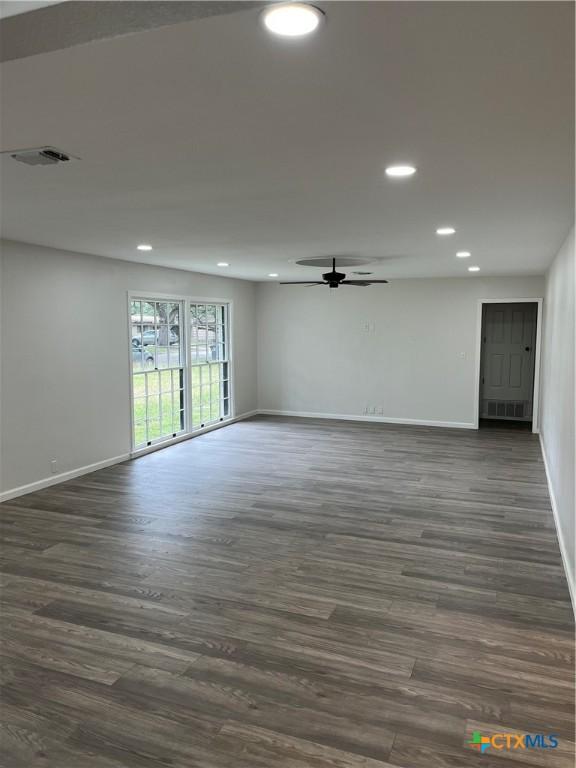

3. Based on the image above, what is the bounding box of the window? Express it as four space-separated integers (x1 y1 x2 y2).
129 296 232 450
131 299 185 448
190 303 230 429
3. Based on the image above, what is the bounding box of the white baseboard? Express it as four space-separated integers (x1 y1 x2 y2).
0 453 131 503
0 410 260 503
257 409 476 430
539 434 576 615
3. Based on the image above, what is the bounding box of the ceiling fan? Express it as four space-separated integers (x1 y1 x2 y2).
280 258 389 288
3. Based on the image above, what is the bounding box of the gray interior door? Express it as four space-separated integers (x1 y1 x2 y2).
480 302 538 421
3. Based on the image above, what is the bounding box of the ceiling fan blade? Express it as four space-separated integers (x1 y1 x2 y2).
342 279 389 285
279 281 326 285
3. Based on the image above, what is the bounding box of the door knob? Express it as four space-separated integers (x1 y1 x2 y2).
525 346 531 351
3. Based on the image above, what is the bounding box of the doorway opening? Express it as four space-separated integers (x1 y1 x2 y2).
475 299 542 433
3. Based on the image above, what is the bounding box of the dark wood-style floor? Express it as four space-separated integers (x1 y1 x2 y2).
1 416 574 767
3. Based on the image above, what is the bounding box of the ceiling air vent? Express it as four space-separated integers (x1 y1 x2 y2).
3 147 79 166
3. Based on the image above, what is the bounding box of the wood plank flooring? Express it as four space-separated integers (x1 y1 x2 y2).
0 415 574 767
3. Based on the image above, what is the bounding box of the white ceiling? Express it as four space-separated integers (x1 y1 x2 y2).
1 1 573 281
0 1 67 20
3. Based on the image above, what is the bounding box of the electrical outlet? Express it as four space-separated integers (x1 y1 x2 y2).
50 459 58 474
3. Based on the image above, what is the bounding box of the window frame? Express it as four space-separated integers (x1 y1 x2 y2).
128 294 187 451
189 300 232 430
127 291 234 456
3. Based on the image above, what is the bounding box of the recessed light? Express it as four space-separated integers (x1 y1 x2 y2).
436 227 456 236
217 262 229 267
468 266 480 272
456 251 471 258
137 244 152 251
262 3 324 37
268 273 279 277
385 165 417 178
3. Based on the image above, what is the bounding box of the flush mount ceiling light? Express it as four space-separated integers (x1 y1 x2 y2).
137 244 153 251
468 266 480 272
217 262 229 267
456 251 471 258
262 3 324 37
385 165 417 178
436 227 456 235
268 273 279 277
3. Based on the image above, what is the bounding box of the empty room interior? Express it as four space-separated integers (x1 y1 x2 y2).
0 1 575 767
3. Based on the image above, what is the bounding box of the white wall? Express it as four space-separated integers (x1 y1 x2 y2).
3 237 571 604
0 241 554 506
0 240 258 495
540 227 575 604
257 276 545 426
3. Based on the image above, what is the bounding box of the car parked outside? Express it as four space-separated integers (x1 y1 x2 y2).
132 338 154 364
132 329 179 346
